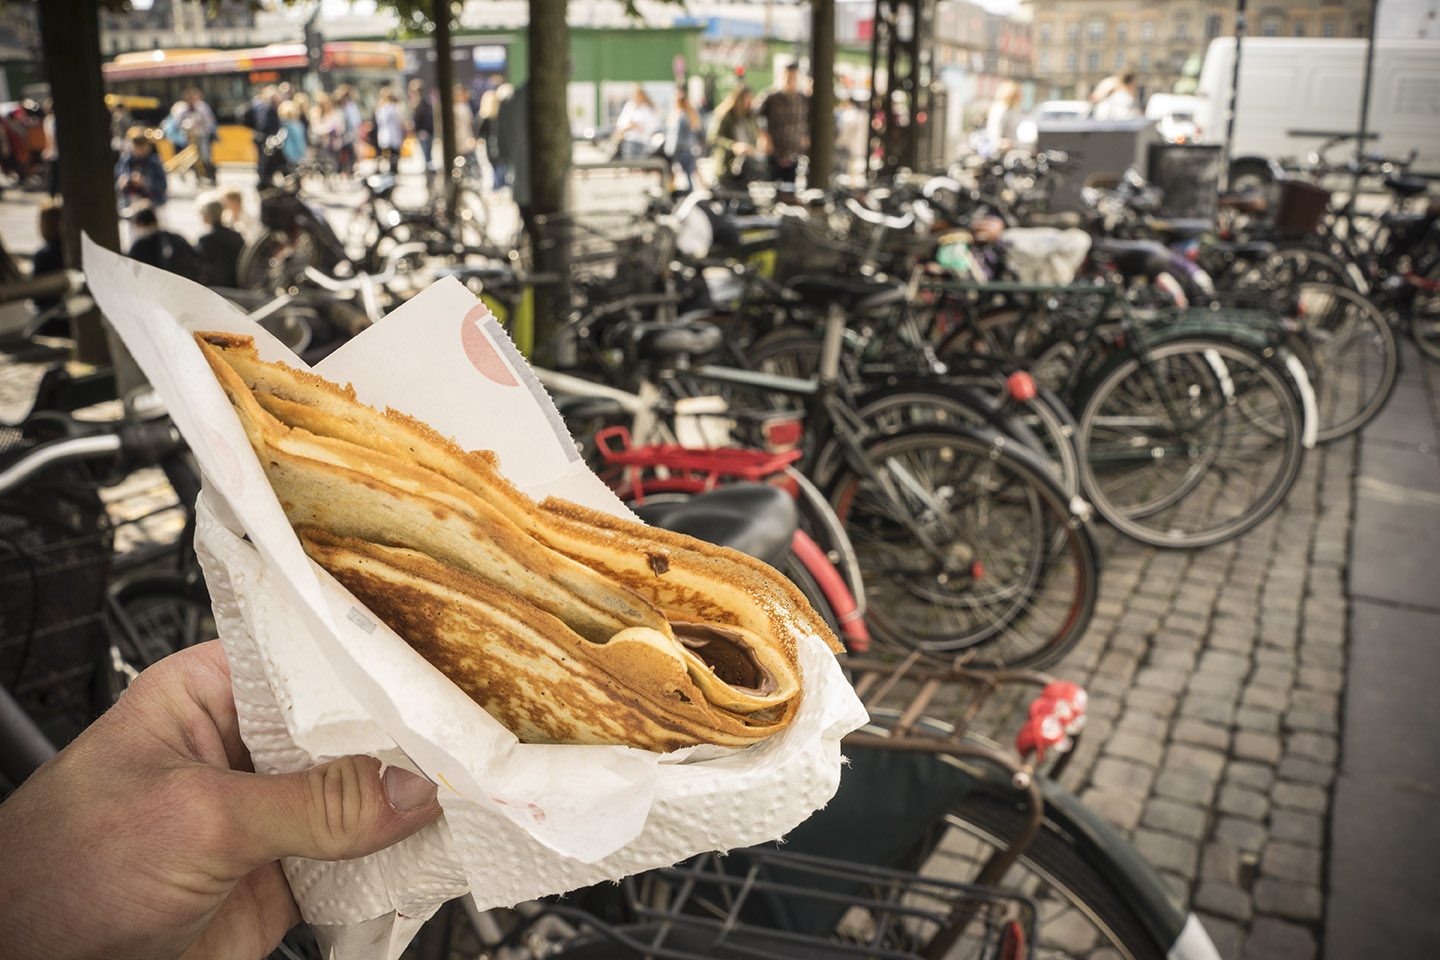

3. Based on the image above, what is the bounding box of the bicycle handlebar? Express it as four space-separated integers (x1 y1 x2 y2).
302 241 427 292
0 269 85 306
844 197 914 232
0 417 183 497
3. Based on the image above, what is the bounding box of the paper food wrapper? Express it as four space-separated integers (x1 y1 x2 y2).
82 237 869 959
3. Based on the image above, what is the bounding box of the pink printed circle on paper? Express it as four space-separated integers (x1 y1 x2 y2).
461 305 519 387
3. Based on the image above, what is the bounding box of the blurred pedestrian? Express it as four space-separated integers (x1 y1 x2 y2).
478 89 503 190
374 86 404 174
220 187 257 238
408 79 434 172
335 85 362 176
311 91 344 174
494 83 530 213
453 84 477 157
664 85 706 191
115 130 167 214
177 87 217 181
196 195 244 289
709 83 758 185
277 100 308 168
756 62 808 185
985 82 1024 154
40 99 57 197
615 85 661 160
31 198 66 324
836 96 869 180
246 85 282 175
1091 72 1138 121
126 204 204 282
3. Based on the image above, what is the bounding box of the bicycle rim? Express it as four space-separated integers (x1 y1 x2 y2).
827 427 1097 668
1079 339 1304 548
1295 283 1398 441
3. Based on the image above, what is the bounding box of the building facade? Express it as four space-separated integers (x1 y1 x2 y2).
1026 0 1374 100
935 0 1037 110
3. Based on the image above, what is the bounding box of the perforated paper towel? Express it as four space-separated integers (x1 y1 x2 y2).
83 237 869 960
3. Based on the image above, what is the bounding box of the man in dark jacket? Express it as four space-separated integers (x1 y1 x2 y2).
196 197 244 288
408 79 435 173
114 133 168 213
127 204 205 282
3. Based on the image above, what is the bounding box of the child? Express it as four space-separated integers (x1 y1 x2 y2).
220 187 256 238
196 195 244 288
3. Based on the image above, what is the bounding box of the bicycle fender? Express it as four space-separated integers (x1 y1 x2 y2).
1281 348 1320 449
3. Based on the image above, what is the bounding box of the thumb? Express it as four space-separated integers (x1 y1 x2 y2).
223 756 441 868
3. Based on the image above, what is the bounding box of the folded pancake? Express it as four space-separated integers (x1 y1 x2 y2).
197 331 836 751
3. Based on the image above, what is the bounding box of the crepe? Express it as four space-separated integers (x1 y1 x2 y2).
198 332 839 751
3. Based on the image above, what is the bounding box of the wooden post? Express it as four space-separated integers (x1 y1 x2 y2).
528 0 570 357
37 0 121 369
809 0 837 187
433 0 458 206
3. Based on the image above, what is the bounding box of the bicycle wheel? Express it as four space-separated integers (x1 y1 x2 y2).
104 575 214 703
236 228 325 292
935 789 1174 960
1411 259 1440 363
1077 338 1305 548
1294 283 1398 441
826 426 1097 668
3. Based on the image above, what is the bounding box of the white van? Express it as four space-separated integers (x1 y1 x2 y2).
1194 37 1440 176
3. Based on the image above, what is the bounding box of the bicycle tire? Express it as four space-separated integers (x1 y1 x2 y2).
825 425 1098 668
1410 258 1440 363
1077 337 1305 548
236 228 325 293
1294 283 1398 441
940 788 1171 960
105 575 214 691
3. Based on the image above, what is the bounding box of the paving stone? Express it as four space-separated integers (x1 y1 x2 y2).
1289 689 1339 715
1107 631 1150 656
1276 757 1335 786
1253 647 1294 668
1217 784 1270 821
1201 838 1242 883
1132 829 1199 875
1273 781 1329 813
1248 665 1294 691
1198 914 1246 960
1234 706 1282 734
1095 650 1142 680
1164 743 1228 781
1225 761 1276 793
1296 665 1344 693
1153 769 1218 805
1233 731 1283 764
1079 787 1145 832
1125 592 1171 614
1172 718 1230 752
1126 688 1179 718
1214 816 1268 853
1209 615 1257 643
1270 810 1324 846
1089 757 1156 795
1160 612 1208 637
1243 918 1317 960
1253 878 1324 921
1086 673 1131 699
1133 667 1187 694
1192 880 1253 922
1103 730 1165 767
1148 647 1197 670
1114 710 1169 739
1239 684 1290 711
1188 672 1243 698
1117 611 1162 636
1297 643 1344 668
1178 694 1237 726
1284 709 1339 735
1261 841 1322 885
1197 651 1251 677
1285 732 1339 765
1210 629 1258 655
1141 797 1209 841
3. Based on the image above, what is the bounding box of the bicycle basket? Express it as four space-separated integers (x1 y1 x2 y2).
533 212 668 302
258 187 306 232
0 425 113 746
773 212 868 281
1274 180 1331 235
526 849 1038 960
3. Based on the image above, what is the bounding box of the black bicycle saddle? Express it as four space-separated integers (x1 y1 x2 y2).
632 484 796 567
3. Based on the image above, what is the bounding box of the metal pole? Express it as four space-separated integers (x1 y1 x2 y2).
1223 0 1247 189
1354 0 1379 199
809 0 837 186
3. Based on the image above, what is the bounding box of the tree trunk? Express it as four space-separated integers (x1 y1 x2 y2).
37 0 120 368
808 0 836 187
433 0 457 205
527 0 570 356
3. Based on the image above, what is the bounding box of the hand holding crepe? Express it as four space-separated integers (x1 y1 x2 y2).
197 332 840 753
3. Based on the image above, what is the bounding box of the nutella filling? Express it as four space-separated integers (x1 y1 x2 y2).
671 621 778 695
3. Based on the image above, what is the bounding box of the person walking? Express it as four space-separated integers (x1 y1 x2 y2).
708 83 758 186
114 131 167 214
178 87 218 182
664 85 707 191
615 85 661 161
756 62 808 185
985 82 1024 154
1091 71 1139 121
407 79 435 173
311 91 344 177
246 86 281 176
335 85 362 177
452 84 478 171
374 86 404 174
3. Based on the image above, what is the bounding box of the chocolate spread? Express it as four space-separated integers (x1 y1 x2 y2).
671 621 777 694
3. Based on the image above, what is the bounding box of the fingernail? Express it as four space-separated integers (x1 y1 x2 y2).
383 766 437 811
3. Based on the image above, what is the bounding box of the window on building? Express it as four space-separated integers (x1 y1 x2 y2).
1205 14 1222 39
1261 17 1280 36
1294 21 1306 36
1040 51 1051 71
1067 21 1080 42
1141 21 1155 42
1175 20 1188 40
1139 50 1151 70
1088 20 1105 42
1114 51 1126 70
1066 50 1077 71
1115 22 1128 44
1040 22 1052 44
1323 18 1337 37
1087 50 1100 71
